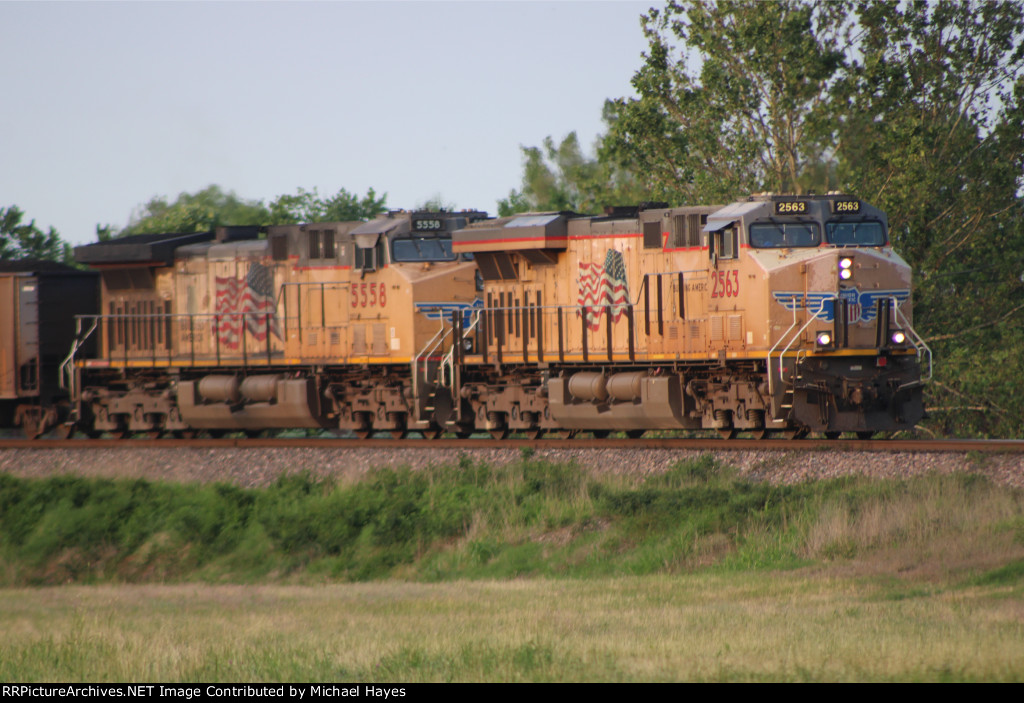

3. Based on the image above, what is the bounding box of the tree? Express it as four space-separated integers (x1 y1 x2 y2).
266 186 387 224
834 1 1024 436
603 0 849 204
0 206 72 262
112 185 388 237
835 0 1024 320
121 185 270 236
415 194 457 212
500 126 651 216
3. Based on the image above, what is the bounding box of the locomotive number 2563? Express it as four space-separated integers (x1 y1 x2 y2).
711 270 740 298
352 282 387 308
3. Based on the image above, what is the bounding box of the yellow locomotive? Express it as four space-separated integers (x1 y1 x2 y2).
66 210 486 438
450 193 929 439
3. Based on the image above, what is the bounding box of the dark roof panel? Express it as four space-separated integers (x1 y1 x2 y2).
0 259 83 274
74 231 216 265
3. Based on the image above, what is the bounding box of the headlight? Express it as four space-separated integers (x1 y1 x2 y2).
839 257 853 280
891 330 907 345
816 332 833 346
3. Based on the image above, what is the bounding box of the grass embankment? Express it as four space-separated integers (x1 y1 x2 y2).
1 453 1022 585
2 454 1024 681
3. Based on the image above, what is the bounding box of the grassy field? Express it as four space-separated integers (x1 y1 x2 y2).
2 575 1022 682
1 453 1023 681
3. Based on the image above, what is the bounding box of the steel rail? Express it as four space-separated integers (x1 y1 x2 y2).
2 437 1024 453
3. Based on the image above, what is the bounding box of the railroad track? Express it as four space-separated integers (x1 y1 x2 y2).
2 436 1024 453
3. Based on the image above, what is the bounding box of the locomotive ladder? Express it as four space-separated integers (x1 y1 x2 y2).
412 310 461 424
58 316 100 422
766 295 835 423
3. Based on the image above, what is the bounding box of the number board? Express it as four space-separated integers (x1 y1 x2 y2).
774 200 808 215
413 219 444 232
830 199 861 214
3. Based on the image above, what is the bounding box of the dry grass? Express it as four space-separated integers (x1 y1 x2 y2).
2 573 1022 682
801 476 1024 579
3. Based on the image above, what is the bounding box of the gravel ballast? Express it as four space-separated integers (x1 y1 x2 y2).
1 446 1022 489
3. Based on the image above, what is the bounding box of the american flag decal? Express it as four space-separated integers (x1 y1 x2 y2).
214 262 282 349
577 248 630 332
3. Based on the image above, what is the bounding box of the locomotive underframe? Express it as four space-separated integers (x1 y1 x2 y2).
70 347 924 438
779 354 924 433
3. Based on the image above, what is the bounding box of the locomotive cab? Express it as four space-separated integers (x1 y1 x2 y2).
732 194 928 435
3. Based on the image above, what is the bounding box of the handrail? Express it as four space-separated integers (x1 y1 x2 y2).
440 308 483 387
767 295 835 396
631 268 706 306
893 301 933 383
412 313 451 402
777 295 835 380
58 310 286 370
767 303 802 396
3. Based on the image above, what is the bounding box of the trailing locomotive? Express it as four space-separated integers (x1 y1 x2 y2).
63 210 486 438
3 192 929 439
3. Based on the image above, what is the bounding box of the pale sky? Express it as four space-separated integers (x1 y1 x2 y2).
1 0 657 245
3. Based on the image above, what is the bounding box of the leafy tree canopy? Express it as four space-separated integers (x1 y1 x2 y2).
415 194 458 212
499 120 652 217
115 185 388 237
0 206 73 263
604 0 849 203
266 186 388 225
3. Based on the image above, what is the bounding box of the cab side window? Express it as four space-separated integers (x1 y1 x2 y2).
355 245 377 271
710 227 737 260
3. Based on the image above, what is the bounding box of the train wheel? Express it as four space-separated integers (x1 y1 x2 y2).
555 429 577 440
421 428 443 440
489 427 510 440
625 430 645 439
753 428 772 440
107 431 128 439
718 428 738 440
455 430 473 439
856 431 875 440
592 430 610 439
785 428 809 440
22 419 42 440
824 431 842 440
174 430 197 440
206 430 226 439
525 428 544 440
55 423 76 440
143 431 163 440
387 412 408 440
354 429 375 440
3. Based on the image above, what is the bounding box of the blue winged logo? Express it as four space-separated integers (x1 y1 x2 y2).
772 289 910 323
415 298 484 325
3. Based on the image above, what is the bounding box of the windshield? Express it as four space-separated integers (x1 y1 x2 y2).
391 236 457 262
826 221 887 246
748 222 821 248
